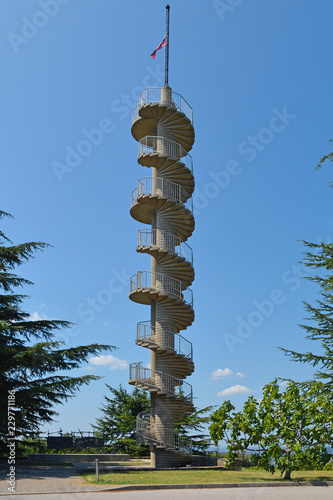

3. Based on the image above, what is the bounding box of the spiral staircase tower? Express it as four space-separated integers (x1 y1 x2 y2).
129 86 195 468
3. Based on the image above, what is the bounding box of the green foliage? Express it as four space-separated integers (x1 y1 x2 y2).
93 384 150 455
316 138 333 182
280 241 333 387
0 211 115 440
10 437 48 458
280 141 333 388
175 405 215 455
107 437 150 457
209 380 333 479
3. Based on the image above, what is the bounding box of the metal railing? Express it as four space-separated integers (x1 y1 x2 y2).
131 177 193 211
136 411 193 455
137 321 193 361
130 271 193 307
139 136 193 169
129 363 193 402
133 87 193 124
138 229 193 265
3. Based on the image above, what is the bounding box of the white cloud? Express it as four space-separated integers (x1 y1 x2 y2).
211 368 234 380
28 311 51 321
280 381 289 387
236 372 246 378
29 312 43 321
217 385 251 397
89 355 128 370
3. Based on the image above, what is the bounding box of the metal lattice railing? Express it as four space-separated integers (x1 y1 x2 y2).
131 177 193 211
139 136 193 169
133 87 193 123
137 321 193 361
138 228 193 265
129 364 193 402
136 411 193 455
130 271 193 307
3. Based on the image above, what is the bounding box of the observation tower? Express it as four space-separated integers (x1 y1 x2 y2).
128 6 195 468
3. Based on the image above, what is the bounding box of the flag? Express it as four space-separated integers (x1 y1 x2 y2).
151 35 167 59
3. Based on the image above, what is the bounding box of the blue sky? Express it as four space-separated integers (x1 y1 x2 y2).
1 0 333 436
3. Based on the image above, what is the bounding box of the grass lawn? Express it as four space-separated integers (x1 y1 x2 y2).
82 468 333 486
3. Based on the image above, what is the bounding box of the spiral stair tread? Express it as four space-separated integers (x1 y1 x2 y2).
134 341 194 377
136 429 192 456
128 382 193 414
155 359 193 378
134 179 192 203
129 290 195 327
155 361 194 379
137 244 193 265
141 245 194 284
138 153 193 176
131 194 193 213
130 201 195 241
155 299 194 330
129 286 193 303
137 155 195 193
136 245 193 267
155 260 194 287
135 341 194 376
132 101 192 127
135 337 193 357
131 104 194 152
131 205 193 224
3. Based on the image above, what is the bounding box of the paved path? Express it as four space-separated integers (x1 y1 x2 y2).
2 486 333 500
0 464 106 496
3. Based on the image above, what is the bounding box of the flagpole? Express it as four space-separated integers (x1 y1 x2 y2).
165 5 170 87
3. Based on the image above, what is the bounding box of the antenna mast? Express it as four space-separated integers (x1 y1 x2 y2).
165 5 170 87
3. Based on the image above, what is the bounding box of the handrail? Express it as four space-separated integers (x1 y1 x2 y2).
136 411 193 455
129 363 193 402
137 321 193 361
130 271 193 308
132 87 193 124
131 177 193 211
139 136 193 169
138 228 193 265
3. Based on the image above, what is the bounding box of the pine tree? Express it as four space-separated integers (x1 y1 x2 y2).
93 384 150 455
281 241 333 387
0 211 115 439
281 141 333 388
175 405 215 455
